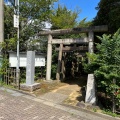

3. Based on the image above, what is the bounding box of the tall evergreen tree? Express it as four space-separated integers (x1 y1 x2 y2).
93 0 120 33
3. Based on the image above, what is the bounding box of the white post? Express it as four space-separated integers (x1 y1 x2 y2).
46 34 52 80
0 0 4 43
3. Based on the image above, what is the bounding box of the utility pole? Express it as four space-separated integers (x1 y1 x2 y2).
0 0 4 43
0 0 4 81
17 0 20 89
14 0 20 88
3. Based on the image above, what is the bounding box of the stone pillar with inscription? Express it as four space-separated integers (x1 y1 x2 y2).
20 51 40 92
85 74 96 105
26 51 35 85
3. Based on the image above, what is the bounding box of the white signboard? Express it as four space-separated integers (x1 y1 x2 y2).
14 15 19 28
9 53 45 67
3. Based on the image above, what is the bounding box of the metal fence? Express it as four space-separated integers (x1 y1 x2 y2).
3 68 20 88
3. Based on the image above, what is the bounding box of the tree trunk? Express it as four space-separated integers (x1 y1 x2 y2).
112 79 116 113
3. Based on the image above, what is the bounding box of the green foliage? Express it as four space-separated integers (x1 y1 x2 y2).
19 0 57 41
51 64 57 80
84 29 120 109
93 0 120 33
0 42 9 80
50 4 93 79
4 1 92 80
4 4 16 40
2 38 17 52
0 56 9 76
5 0 58 51
77 18 92 38
102 109 119 117
51 45 58 80
83 53 99 74
50 4 81 79
78 18 92 27
4 0 57 80
93 108 97 112
51 4 80 29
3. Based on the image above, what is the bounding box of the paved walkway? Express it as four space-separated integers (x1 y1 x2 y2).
0 87 119 120
38 84 78 104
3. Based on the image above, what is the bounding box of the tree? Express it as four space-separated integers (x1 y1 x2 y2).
78 18 92 27
3 0 58 81
4 1 92 80
4 0 57 51
4 4 16 39
93 0 120 33
50 5 81 79
50 5 93 79
84 29 120 112
50 5 80 29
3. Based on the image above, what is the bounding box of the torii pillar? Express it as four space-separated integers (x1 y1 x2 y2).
46 34 52 80
56 44 63 80
88 31 94 62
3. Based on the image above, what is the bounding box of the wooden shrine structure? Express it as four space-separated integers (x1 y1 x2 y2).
38 25 108 80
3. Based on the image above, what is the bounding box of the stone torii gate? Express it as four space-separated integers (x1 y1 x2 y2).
38 25 108 81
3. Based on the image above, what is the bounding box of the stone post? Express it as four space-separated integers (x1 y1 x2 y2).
26 51 35 85
56 44 63 80
20 51 40 92
46 34 52 80
85 74 96 105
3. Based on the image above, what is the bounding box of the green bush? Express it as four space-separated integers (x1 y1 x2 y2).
83 29 120 112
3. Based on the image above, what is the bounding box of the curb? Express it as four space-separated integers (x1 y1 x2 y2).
0 86 36 97
62 103 120 120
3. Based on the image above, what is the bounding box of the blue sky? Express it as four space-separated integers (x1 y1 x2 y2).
54 0 100 21
5 0 100 21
